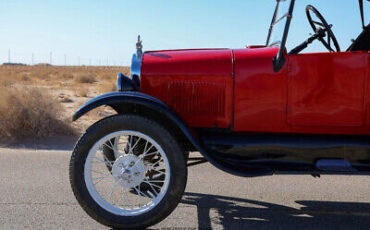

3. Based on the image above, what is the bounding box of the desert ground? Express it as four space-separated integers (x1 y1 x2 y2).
0 64 130 144
0 65 369 230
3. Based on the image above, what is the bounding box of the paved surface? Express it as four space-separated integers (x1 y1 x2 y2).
0 146 370 230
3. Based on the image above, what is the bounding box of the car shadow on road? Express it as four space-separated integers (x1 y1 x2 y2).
181 192 370 230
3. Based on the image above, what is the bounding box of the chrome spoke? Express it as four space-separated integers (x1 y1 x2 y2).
108 138 119 158
149 158 164 168
133 186 149 198
143 140 149 154
143 180 162 189
152 172 165 179
91 169 109 175
92 156 112 167
145 180 165 183
129 137 142 154
93 175 111 186
125 135 133 154
142 144 155 157
143 151 159 158
103 142 114 151
121 188 128 209
132 147 156 167
108 180 120 202
147 168 166 175
145 181 158 197
147 190 156 199
112 137 120 158
102 152 113 168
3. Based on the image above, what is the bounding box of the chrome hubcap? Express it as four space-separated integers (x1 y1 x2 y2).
111 155 145 188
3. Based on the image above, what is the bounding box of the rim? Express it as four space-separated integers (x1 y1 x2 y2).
84 131 170 216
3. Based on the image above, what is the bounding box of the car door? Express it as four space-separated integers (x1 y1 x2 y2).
287 52 368 127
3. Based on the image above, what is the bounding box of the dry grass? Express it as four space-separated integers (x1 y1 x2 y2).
58 94 73 103
98 73 116 82
100 82 117 94
0 77 14 87
75 86 89 97
0 65 129 140
74 73 96 84
60 72 74 80
0 65 129 85
0 87 76 142
21 73 30 81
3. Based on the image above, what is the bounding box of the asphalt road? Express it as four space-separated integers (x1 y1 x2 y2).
1 145 370 230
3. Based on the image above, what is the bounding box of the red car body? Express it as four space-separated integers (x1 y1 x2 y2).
141 49 234 128
142 48 370 135
70 0 370 229
73 0 370 177
70 1 370 228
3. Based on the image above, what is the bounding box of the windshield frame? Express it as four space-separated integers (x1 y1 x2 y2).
359 0 370 28
266 0 296 72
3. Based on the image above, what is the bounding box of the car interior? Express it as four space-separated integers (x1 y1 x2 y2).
348 0 370 51
288 0 370 54
347 23 370 51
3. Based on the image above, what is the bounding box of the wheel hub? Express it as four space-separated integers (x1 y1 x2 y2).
112 155 145 188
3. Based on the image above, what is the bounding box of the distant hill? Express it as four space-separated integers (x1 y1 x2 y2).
34 63 52 67
3 62 27 66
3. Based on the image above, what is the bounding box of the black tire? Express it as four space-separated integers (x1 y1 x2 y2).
69 115 187 230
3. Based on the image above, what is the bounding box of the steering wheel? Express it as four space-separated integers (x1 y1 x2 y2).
306 5 341 52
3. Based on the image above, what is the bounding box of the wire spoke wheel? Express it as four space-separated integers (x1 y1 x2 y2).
84 131 170 216
70 115 187 229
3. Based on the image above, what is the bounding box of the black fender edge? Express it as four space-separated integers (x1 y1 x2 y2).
73 91 267 177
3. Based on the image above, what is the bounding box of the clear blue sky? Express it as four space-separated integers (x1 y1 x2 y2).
0 0 368 66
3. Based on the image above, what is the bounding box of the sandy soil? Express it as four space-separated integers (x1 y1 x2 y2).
0 65 129 140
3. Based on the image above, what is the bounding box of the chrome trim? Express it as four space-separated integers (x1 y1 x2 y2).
136 35 143 59
130 53 142 78
130 35 143 78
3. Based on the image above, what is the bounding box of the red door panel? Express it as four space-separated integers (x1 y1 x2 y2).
366 52 370 127
233 47 289 132
288 52 368 127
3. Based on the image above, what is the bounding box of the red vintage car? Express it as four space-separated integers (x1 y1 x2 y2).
70 0 370 229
